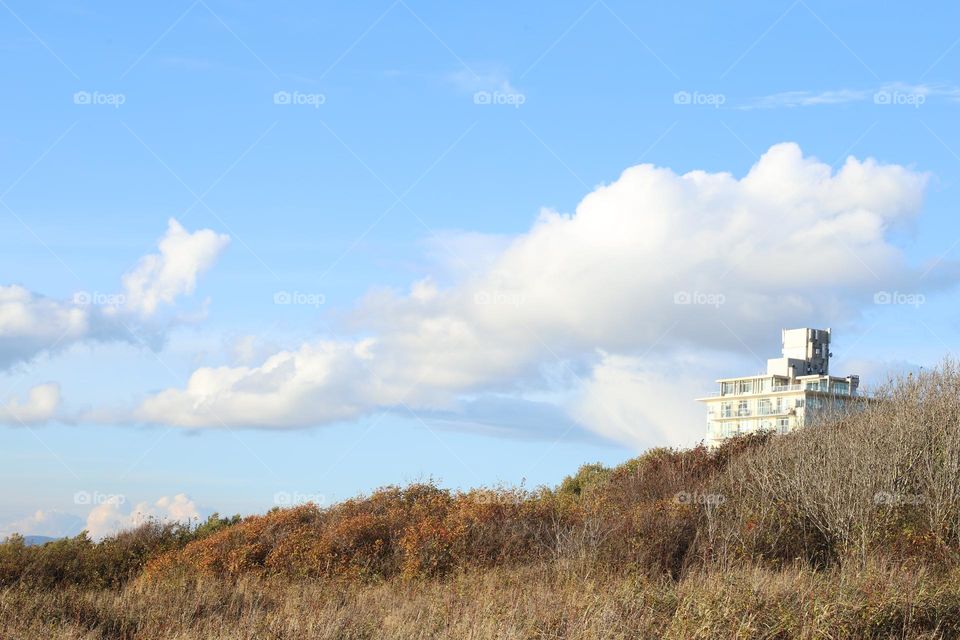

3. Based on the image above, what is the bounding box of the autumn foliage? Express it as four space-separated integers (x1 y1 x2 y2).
140 436 764 585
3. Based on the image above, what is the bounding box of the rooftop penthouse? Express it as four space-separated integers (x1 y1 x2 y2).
698 328 863 447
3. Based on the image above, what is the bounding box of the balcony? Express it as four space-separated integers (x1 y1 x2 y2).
703 384 799 397
714 407 791 419
704 383 860 398
772 384 804 393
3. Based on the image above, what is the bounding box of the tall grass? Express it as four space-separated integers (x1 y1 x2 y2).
4 563 960 639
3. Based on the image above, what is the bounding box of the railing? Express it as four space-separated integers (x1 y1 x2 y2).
703 383 860 397
711 407 793 419
772 384 804 393
702 384 801 397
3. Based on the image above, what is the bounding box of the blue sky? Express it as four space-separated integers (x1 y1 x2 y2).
1 0 959 538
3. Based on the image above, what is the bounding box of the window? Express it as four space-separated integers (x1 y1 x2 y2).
721 402 732 418
832 381 850 395
738 380 753 394
721 382 735 396
737 400 749 416
777 417 790 434
758 399 772 415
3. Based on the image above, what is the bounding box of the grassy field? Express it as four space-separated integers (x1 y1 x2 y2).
5 562 960 639
5 364 960 638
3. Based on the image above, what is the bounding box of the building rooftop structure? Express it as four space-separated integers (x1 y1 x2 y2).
698 328 863 447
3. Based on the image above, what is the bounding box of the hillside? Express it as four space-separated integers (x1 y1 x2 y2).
4 364 960 638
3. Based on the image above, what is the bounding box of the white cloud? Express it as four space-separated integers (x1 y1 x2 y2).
571 353 711 450
0 494 204 541
742 88 869 109
0 509 83 539
137 143 945 446
85 494 201 540
0 383 61 425
0 285 91 368
0 219 228 372
228 334 281 366
740 82 960 109
121 218 230 318
138 340 389 428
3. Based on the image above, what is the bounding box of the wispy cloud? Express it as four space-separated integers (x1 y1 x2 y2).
742 88 868 109
739 82 960 110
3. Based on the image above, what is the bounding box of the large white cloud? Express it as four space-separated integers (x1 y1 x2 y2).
0 219 229 372
137 143 942 445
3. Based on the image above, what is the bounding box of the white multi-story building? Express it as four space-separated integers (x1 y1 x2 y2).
698 328 863 447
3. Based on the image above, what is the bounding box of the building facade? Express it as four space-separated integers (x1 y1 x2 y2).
698 328 863 447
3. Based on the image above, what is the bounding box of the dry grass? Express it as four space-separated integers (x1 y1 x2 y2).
3 562 960 639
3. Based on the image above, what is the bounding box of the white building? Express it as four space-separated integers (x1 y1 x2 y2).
698 328 863 447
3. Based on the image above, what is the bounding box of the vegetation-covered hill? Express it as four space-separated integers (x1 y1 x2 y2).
5 364 960 638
